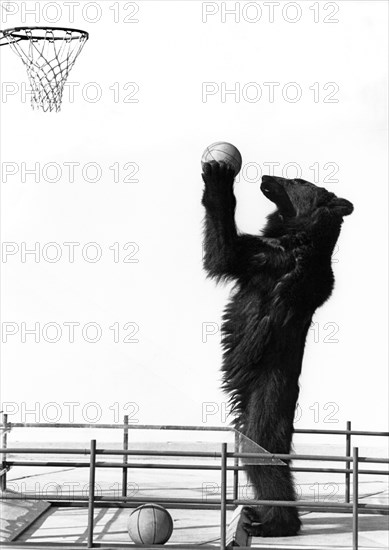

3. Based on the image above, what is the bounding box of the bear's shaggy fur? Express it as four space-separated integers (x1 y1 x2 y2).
201 161 353 537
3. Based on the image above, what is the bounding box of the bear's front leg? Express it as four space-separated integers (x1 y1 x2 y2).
202 161 239 281
202 161 236 211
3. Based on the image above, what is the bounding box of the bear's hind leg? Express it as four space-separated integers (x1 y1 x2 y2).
243 464 301 537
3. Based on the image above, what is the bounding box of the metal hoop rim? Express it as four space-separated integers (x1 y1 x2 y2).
1 26 89 41
0 31 22 46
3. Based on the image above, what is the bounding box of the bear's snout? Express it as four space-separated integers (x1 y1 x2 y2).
261 175 284 196
261 176 296 216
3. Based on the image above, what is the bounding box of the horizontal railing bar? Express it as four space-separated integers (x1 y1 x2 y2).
292 467 387 475
5 422 389 437
231 453 388 463
5 460 388 476
8 423 233 431
0 543 243 550
0 543 236 550
57 501 237 511
294 429 389 436
0 544 372 550
6 460 89 467
233 499 389 510
2 495 229 505
0 448 91 455
354 457 389 464
6 460 226 470
1 492 387 512
230 453 388 463
49 501 388 515
3 447 388 464
0 494 225 503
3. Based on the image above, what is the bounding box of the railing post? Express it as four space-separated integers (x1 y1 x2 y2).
1 414 8 491
122 415 129 497
220 443 227 550
352 447 359 550
345 420 351 503
233 430 239 501
87 440 96 548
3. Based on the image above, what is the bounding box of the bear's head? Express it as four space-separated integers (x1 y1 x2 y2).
261 175 353 220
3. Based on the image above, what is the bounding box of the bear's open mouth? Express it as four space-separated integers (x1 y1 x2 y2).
261 185 272 195
260 176 283 201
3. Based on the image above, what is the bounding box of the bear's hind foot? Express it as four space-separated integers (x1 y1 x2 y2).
241 506 301 538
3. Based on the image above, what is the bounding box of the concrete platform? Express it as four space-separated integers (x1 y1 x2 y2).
13 506 230 546
0 491 51 542
1 441 387 548
3 506 388 549
252 512 389 549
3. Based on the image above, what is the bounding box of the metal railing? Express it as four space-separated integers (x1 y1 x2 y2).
0 416 388 550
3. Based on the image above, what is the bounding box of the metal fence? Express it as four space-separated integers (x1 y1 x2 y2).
0 416 388 550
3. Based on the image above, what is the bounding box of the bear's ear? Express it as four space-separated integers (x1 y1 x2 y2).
327 197 354 217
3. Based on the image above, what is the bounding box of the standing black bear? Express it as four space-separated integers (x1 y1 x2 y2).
201 161 353 537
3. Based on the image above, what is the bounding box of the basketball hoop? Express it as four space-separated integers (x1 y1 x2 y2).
0 26 89 112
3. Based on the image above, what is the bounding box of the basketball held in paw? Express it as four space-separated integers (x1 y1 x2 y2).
127 503 174 545
201 142 242 176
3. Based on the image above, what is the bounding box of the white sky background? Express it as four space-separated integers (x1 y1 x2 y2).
0 1 388 443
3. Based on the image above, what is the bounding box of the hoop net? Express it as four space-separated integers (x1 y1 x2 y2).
2 27 88 112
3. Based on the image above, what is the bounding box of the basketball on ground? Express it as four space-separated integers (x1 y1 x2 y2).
127 503 174 545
